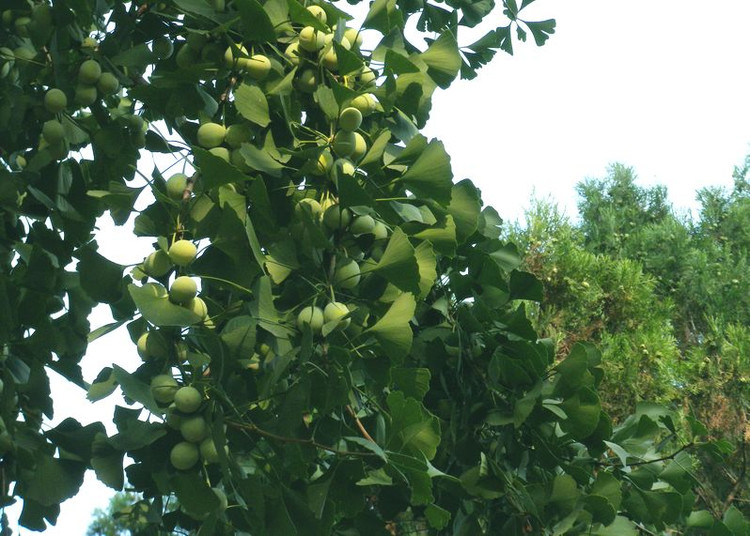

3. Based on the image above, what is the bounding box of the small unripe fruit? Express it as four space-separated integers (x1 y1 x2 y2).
338 107 362 132
170 276 197 304
209 147 230 162
358 66 376 87
323 204 351 230
96 72 119 95
180 415 208 443
185 296 208 320
166 173 188 200
332 130 356 157
197 122 226 148
351 132 367 160
324 301 350 329
151 374 179 404
295 198 323 220
350 94 376 116
244 54 271 80
78 59 102 84
333 259 361 289
200 437 222 463
137 331 170 360
350 215 376 235
332 158 355 180
284 42 301 66
168 240 197 266
297 68 317 93
298 26 324 52
44 88 67 113
306 5 327 23
152 37 174 59
297 306 324 332
167 404 183 430
373 221 388 240
224 123 253 148
313 150 333 175
344 27 363 49
224 43 248 68
174 386 202 413
74 85 98 106
170 441 199 470
42 120 64 144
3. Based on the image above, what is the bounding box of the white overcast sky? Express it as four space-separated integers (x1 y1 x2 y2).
425 0 750 223
16 1 750 534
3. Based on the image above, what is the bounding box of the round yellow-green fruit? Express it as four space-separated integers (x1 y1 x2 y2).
373 220 389 241
197 122 226 148
338 107 362 132
174 386 202 413
297 305 324 332
224 43 248 68
200 437 223 463
96 72 119 95
331 130 356 157
244 54 271 80
298 26 324 52
306 5 327 23
185 296 208 320
170 441 199 470
169 276 197 304
323 204 351 230
297 68 317 93
344 27 363 49
144 249 172 277
350 94 376 116
151 374 179 404
313 149 333 175
74 85 98 106
350 215 375 235
284 42 301 66
78 59 102 84
137 331 170 361
166 173 188 201
224 123 253 148
152 37 174 59
295 197 323 220
180 414 208 443
333 259 361 289
168 240 197 266
351 132 367 160
324 301 350 329
42 120 64 144
44 88 67 113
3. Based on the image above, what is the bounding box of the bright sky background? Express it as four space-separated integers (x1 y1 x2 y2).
11 1 750 534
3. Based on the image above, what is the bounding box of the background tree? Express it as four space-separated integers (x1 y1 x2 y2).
0 0 742 534
512 161 750 523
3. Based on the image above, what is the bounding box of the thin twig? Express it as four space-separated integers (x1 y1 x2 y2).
347 405 375 443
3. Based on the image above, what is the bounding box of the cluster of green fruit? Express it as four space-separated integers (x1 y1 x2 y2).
192 121 254 171
0 4 53 81
147 378 226 474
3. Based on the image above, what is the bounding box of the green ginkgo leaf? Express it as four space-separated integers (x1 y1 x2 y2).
366 292 416 359
366 227 420 293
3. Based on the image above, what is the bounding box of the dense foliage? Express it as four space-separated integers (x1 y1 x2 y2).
511 163 750 528
0 0 743 534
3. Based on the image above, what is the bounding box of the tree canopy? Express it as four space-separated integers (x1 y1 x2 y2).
0 0 744 534
511 162 750 530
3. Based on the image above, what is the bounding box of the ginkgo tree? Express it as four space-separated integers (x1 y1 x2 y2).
0 0 742 534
